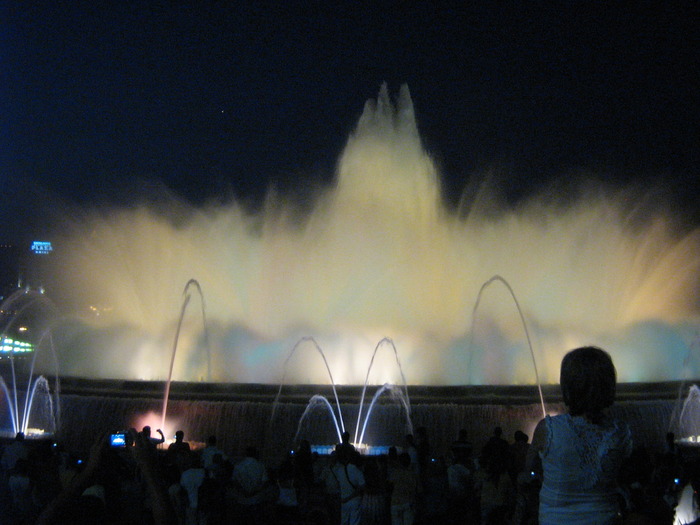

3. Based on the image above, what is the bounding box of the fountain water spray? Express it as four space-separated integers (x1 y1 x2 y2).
354 337 411 444
675 385 700 444
271 336 346 436
356 383 412 447
277 336 413 451
294 394 344 445
44 85 700 386
160 279 209 432
0 289 60 436
669 333 700 436
468 275 546 418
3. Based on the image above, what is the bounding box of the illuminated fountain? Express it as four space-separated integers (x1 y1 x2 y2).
675 385 700 445
0 289 60 438
469 275 545 417
670 336 700 448
272 337 347 444
21 85 700 455
160 278 209 432
273 337 413 454
43 84 700 388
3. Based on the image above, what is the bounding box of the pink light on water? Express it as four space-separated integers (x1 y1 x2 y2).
131 411 182 445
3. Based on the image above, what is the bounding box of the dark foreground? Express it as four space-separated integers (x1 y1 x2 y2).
0 378 696 524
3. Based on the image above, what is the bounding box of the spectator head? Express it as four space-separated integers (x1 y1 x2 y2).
299 439 311 454
560 346 616 417
514 430 528 443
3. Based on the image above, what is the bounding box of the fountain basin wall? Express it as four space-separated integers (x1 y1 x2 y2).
26 378 682 462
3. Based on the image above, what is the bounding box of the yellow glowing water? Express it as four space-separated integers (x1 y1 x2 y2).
46 85 700 385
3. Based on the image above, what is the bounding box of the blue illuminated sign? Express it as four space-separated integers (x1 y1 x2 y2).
31 241 53 255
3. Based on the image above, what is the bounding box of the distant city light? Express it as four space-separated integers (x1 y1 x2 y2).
0 337 34 354
31 241 53 255
88 305 113 317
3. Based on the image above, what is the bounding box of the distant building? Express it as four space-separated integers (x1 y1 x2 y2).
0 243 21 301
0 240 56 295
0 241 49 363
26 240 54 292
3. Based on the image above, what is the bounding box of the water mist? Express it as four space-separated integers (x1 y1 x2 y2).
42 84 700 386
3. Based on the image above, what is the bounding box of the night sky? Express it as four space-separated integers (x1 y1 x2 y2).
2 2 699 243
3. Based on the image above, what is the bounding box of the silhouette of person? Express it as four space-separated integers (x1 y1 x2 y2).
142 425 165 449
167 430 190 455
527 346 632 525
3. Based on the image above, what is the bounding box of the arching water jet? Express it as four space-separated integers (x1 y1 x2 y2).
294 394 344 445
161 279 209 432
271 336 346 437
468 275 546 417
354 337 410 444
357 383 412 447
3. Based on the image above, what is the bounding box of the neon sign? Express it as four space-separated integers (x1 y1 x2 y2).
31 241 53 255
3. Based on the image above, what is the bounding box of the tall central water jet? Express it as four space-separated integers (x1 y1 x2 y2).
41 84 700 386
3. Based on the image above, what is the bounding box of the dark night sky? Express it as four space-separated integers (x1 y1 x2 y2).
2 1 699 242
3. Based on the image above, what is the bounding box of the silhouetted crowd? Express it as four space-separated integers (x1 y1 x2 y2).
0 425 695 524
